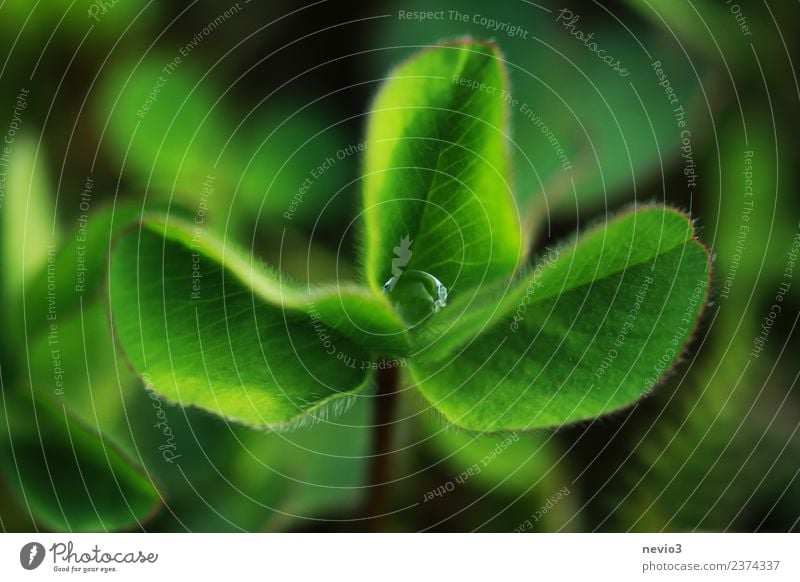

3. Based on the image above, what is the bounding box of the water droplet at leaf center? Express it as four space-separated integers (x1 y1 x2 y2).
382 270 447 326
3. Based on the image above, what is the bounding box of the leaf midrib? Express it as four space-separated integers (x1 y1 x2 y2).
525 212 697 307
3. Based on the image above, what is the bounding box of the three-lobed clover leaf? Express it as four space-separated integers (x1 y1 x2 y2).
108 39 711 432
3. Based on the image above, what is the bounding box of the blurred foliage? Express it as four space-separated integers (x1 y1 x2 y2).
0 0 798 532
95 52 355 230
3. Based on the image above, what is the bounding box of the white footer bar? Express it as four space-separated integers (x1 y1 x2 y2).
1 533 797 581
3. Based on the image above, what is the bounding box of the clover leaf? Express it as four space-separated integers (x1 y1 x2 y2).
108 39 711 432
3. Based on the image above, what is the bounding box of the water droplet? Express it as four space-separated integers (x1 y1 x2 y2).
382 270 448 326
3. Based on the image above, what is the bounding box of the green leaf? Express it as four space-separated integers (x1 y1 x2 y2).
603 113 795 531
0 0 158 44
423 419 581 530
97 53 353 229
409 270 528 363
623 0 765 69
26 296 142 440
240 103 357 224
0 132 55 311
233 397 373 530
22 221 372 530
125 394 372 532
0 132 55 375
712 112 784 299
0 151 163 531
108 216 406 428
0 391 160 531
410 207 711 431
370 2 706 216
362 39 523 294
23 202 163 341
97 55 232 213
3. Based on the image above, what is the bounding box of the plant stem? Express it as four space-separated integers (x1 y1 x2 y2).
364 362 399 527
